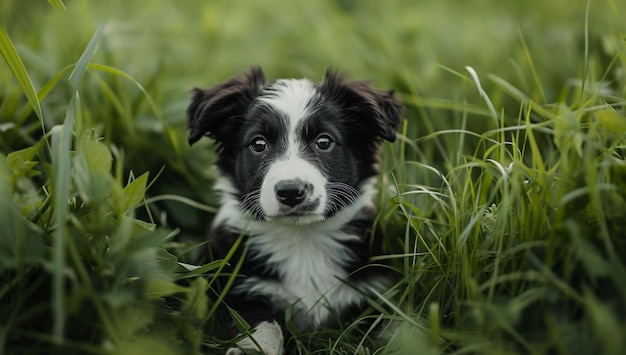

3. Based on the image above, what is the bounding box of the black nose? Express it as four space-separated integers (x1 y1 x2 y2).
275 180 310 207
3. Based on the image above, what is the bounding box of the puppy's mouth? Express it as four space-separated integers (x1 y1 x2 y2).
267 213 325 225
267 199 323 224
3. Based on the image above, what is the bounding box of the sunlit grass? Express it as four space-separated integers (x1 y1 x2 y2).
1 0 626 354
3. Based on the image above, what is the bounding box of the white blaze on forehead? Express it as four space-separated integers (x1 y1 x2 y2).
258 79 317 128
258 79 318 157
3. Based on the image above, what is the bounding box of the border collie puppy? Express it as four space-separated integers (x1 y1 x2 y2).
187 67 403 355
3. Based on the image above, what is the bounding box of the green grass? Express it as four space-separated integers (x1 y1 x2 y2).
1 0 625 354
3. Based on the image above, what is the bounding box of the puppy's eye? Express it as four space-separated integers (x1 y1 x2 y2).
250 137 267 153
315 135 334 150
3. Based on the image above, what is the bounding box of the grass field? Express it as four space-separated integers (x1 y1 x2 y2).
1 0 625 354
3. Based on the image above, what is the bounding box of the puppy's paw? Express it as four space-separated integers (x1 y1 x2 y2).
227 320 284 355
225 348 244 355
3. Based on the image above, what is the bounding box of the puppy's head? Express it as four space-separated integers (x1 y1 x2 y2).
188 67 403 224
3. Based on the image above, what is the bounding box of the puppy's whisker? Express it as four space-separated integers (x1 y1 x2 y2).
241 189 265 220
325 182 361 215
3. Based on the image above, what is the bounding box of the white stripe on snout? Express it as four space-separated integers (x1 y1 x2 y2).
258 79 327 221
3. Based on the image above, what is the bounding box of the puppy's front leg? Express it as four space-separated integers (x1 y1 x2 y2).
226 319 284 355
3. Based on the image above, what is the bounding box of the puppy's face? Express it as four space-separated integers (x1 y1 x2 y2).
187 68 403 224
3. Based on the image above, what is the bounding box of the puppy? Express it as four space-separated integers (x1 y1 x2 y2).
187 67 403 355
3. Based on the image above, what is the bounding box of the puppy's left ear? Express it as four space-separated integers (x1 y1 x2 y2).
320 70 404 142
366 86 404 142
187 67 266 145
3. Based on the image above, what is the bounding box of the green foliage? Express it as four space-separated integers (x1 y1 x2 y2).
1 0 625 354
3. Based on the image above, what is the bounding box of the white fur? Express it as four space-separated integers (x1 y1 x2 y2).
242 225 360 328
226 320 284 355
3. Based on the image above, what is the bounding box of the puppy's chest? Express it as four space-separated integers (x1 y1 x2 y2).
243 227 367 328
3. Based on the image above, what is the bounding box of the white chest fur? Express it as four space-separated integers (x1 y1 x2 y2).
214 177 382 329
236 222 367 329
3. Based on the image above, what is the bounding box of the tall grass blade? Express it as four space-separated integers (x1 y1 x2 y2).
87 63 180 154
466 66 499 128
580 0 591 100
50 95 77 343
517 28 546 103
69 23 105 92
47 0 66 10
0 26 45 132
50 23 105 344
19 65 74 123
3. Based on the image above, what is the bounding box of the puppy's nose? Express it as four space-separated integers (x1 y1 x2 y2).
275 180 310 207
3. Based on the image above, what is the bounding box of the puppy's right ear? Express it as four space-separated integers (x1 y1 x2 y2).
187 67 266 145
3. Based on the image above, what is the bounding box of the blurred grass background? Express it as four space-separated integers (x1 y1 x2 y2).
1 0 625 354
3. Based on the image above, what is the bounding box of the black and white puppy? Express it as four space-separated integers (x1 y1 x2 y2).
187 67 403 355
